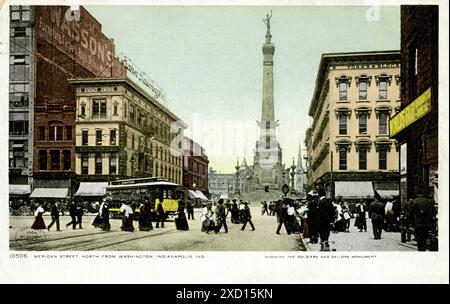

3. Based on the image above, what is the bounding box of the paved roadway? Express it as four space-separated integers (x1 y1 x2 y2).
9 207 304 251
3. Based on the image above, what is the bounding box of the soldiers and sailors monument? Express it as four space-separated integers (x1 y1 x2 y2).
239 12 289 202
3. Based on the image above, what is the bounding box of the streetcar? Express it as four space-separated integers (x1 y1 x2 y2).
105 177 184 219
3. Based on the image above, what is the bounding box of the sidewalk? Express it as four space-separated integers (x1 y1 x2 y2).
302 218 418 252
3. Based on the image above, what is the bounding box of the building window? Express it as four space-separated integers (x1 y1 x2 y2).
39 150 47 170
359 81 368 100
109 154 117 175
9 120 28 136
379 80 388 99
130 105 135 122
48 124 63 141
92 99 107 118
10 6 30 21
131 135 135 150
66 126 72 141
50 150 60 170
339 113 347 135
379 112 388 134
95 153 102 175
113 103 118 116
379 148 387 170
82 130 88 146
38 126 45 141
10 55 30 81
359 113 367 134
11 151 24 168
359 147 367 170
339 148 347 170
408 44 418 99
9 83 30 107
81 154 89 174
63 150 71 170
339 82 347 100
110 129 116 145
96 129 102 146
14 27 26 37
80 104 86 117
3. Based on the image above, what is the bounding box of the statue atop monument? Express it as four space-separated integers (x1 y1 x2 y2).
263 10 272 35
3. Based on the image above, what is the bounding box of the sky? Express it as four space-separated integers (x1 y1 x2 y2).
85 5 401 173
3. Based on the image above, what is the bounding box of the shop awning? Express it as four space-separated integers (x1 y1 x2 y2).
187 190 198 199
195 190 208 200
376 190 399 199
30 188 69 198
74 182 108 197
334 181 375 199
9 184 31 196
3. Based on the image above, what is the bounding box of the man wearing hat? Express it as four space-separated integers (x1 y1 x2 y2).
241 202 255 231
47 201 61 231
215 199 228 233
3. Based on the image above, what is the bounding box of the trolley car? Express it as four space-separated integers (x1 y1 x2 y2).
105 177 184 218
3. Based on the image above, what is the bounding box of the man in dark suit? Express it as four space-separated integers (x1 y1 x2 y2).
307 194 319 244
76 202 84 229
215 199 228 233
155 198 165 228
317 188 335 251
369 198 385 239
47 201 61 231
187 200 194 220
276 199 291 235
241 202 255 231
66 201 77 229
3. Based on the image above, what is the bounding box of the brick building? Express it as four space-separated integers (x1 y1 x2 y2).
182 137 209 199
390 6 439 203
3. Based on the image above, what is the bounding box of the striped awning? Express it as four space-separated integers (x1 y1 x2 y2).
74 182 108 197
195 190 208 200
30 188 69 198
334 182 375 199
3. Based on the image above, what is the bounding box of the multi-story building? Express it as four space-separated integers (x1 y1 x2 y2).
208 168 235 200
390 6 438 204
305 51 401 200
9 6 35 198
182 137 209 198
69 78 186 189
9 6 126 200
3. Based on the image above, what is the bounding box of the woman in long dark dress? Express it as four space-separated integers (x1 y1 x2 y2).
31 204 46 230
139 201 153 231
175 201 189 230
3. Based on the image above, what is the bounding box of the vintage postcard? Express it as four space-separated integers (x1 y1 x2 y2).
1 0 448 283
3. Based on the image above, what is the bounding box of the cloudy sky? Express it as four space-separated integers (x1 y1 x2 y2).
85 5 400 173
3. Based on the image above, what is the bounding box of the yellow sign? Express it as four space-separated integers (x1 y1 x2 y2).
389 87 432 137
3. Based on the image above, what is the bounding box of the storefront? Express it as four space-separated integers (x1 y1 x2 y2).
74 182 108 213
390 87 438 203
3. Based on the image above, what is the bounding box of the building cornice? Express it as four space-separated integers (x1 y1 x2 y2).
308 50 400 117
69 77 188 128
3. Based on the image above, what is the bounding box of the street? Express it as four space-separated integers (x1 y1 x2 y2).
303 218 417 252
9 207 303 251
